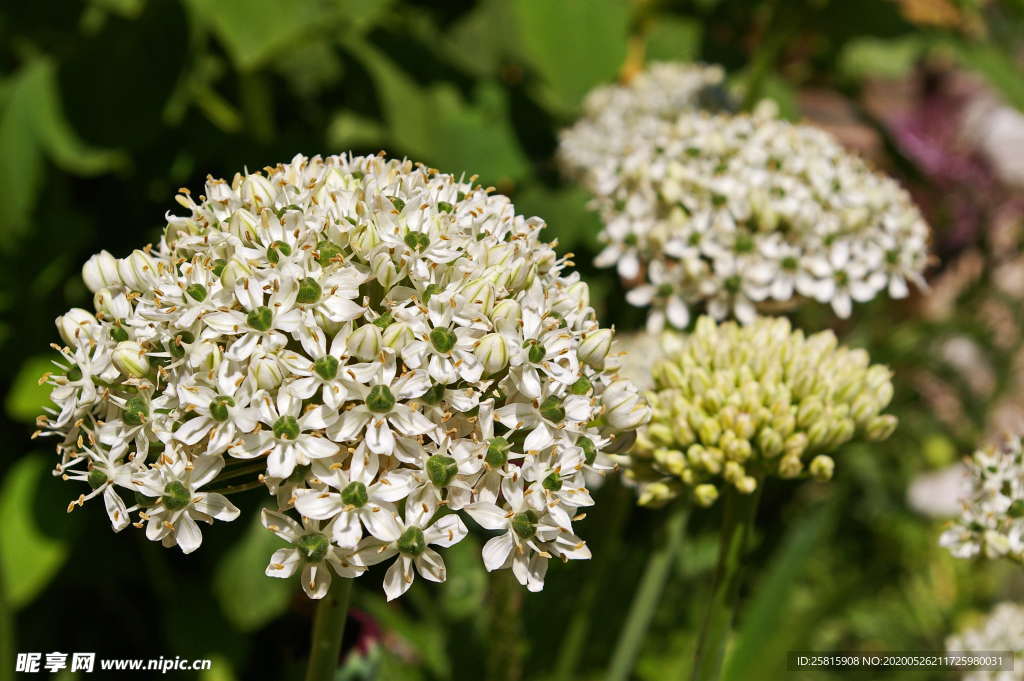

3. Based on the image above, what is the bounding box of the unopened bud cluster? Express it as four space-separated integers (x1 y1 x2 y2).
941 436 1024 563
622 316 896 506
39 153 649 600
559 62 930 330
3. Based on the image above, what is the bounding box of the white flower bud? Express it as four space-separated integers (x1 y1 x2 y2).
188 340 222 372
475 333 509 375
349 224 380 258
220 257 253 289
371 252 400 290
56 308 99 348
348 324 382 361
382 321 414 351
94 288 131 319
112 341 150 378
809 455 835 481
579 329 613 369
240 173 275 206
117 250 157 291
249 354 284 390
459 278 494 314
602 379 650 431
507 259 536 292
564 281 590 310
82 250 120 292
490 299 521 331
228 208 260 241
694 484 719 507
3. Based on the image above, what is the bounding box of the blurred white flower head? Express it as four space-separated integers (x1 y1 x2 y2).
946 602 1024 681
559 63 931 330
941 436 1024 563
38 153 648 600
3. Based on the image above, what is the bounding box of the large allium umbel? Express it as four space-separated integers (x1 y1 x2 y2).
39 153 650 600
941 436 1024 563
621 316 896 506
559 64 930 330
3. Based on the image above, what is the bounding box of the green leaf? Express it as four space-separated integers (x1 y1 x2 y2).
328 111 387 152
7 355 59 424
511 0 630 114
438 534 486 620
213 509 292 632
838 35 926 80
514 184 603 252
955 40 1024 111
442 0 517 77
645 15 703 63
184 0 331 70
721 501 836 681
348 41 529 185
0 455 70 608
0 59 125 237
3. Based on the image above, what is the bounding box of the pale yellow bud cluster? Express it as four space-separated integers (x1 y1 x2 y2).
625 316 896 506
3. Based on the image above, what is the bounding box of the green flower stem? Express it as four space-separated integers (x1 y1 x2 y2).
606 499 691 681
210 462 268 484
690 485 764 681
207 479 266 496
554 481 631 681
305 577 353 681
487 569 525 681
0 558 14 680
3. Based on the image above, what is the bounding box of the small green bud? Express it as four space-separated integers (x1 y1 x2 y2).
366 385 396 413
570 376 592 395
539 395 565 423
123 397 148 426
297 532 329 563
314 355 339 381
267 240 292 264
316 240 343 265
296 277 322 304
246 306 274 332
430 327 457 353
809 455 835 481
525 339 546 364
512 510 539 539
185 283 207 302
694 484 719 507
210 395 235 422
427 454 459 487
272 416 300 440
486 437 511 467
169 330 195 358
341 481 369 508
421 382 445 405
778 455 803 479
162 480 191 511
542 471 563 491
578 436 597 465
87 468 108 490
397 526 426 556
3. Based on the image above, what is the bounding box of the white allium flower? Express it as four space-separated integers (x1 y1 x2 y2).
946 602 1024 681
39 153 648 599
559 64 931 329
941 436 1024 562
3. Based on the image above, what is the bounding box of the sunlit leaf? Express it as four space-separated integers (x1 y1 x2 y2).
511 0 630 114
645 15 702 62
7 355 58 424
213 509 292 632
0 455 69 609
838 35 926 80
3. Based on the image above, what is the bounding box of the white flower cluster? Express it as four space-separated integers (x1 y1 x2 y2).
941 436 1024 562
38 153 650 601
946 602 1024 681
558 62 728 192
559 64 930 330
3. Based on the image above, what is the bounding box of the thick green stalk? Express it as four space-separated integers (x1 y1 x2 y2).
690 486 763 681
487 569 525 681
606 500 691 681
0 557 13 680
554 481 631 681
305 577 353 681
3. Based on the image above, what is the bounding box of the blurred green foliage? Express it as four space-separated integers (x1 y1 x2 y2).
3 0 1024 679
